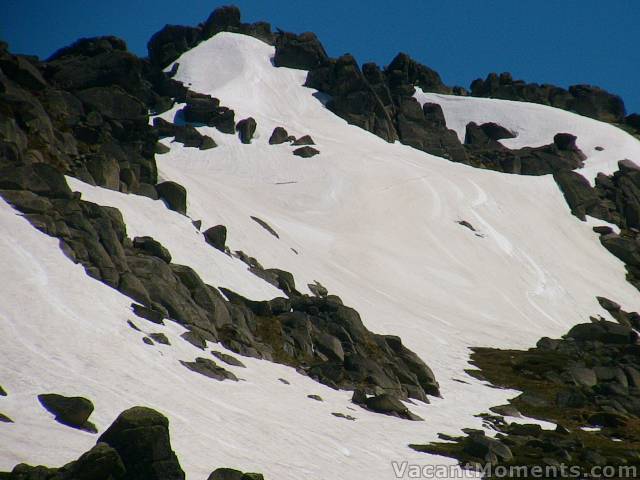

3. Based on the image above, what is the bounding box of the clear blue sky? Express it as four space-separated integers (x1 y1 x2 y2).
3 1 639 113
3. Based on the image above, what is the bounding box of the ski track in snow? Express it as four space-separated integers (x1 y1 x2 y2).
2 32 640 479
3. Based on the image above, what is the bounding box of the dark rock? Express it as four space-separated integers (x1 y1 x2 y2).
250 216 279 238
143 336 154 345
597 296 621 312
203 225 227 251
479 122 516 141
65 443 126 479
127 320 141 331
567 320 636 344
264 268 297 295
211 351 246 368
0 413 13 423
363 393 422 420
588 411 627 428
293 146 320 158
147 24 201 68
134 183 159 200
463 431 513 462
76 86 146 121
150 333 170 345
202 6 241 38
133 236 172 263
489 404 521 418
182 96 235 134
0 163 73 199
332 412 356 421
554 133 579 151
236 117 257 144
37 393 96 432
569 84 626 123
0 385 6 396
208 468 244 480
268 126 290 144
131 303 165 324
470 73 626 123
181 330 207 350
384 52 450 95
600 233 640 267
274 32 328 70
181 357 238 381
292 135 315 146
593 226 613 235
306 54 398 143
307 394 323 401
569 367 597 388
156 181 187 215
98 406 185 480
278 378 290 385
457 220 476 231
553 170 600 220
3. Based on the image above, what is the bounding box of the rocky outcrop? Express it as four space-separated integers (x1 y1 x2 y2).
1 406 184 480
306 54 398 143
384 52 451 95
97 407 184 480
180 94 236 134
148 6 275 69
412 312 640 469
274 32 328 70
153 117 216 150
470 72 627 124
465 130 586 175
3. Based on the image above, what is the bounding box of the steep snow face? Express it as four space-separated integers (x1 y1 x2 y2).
416 90 640 183
3 31 640 480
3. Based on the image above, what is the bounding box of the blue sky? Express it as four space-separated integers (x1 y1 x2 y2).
3 1 639 113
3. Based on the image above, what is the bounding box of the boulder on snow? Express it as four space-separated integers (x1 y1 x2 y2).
181 357 239 382
155 181 187 215
268 126 292 144
292 134 315 146
203 225 227 251
38 393 97 432
293 146 320 158
236 117 257 144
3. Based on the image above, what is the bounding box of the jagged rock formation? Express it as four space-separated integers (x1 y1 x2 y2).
412 313 640 471
148 6 274 69
551 158 640 291
470 72 630 126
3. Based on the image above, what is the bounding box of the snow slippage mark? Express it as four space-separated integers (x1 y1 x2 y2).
416 89 640 184
3 31 640 480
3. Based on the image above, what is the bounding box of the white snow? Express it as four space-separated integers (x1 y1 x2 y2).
3 32 640 479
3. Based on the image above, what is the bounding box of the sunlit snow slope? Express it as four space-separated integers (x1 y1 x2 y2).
3 32 640 480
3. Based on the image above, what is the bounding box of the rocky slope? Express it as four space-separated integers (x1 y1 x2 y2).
2 5 640 479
